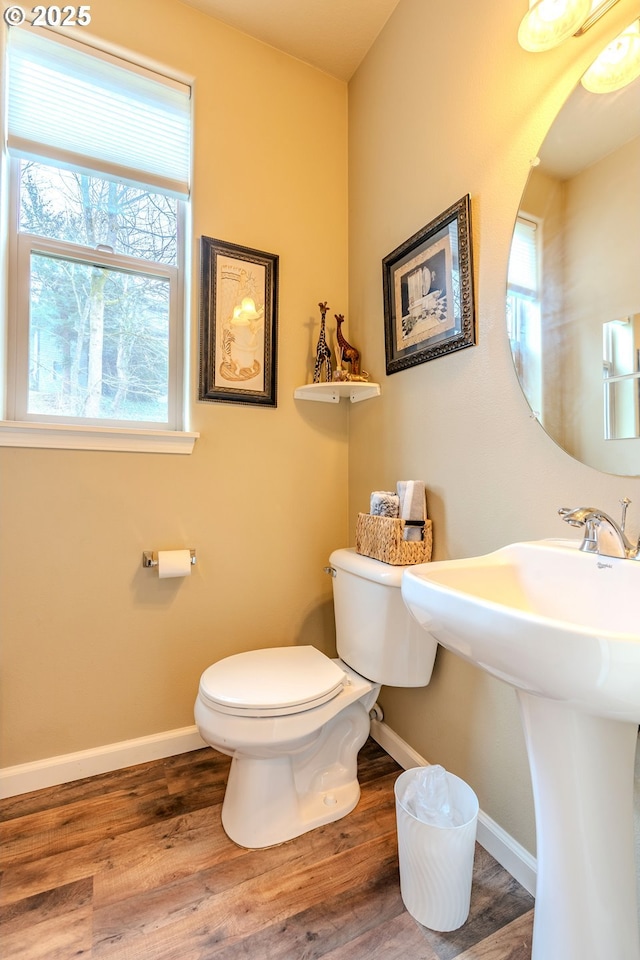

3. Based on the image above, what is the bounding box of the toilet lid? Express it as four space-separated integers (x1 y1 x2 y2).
199 646 347 717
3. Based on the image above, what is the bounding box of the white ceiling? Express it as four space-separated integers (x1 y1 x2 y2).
178 0 401 80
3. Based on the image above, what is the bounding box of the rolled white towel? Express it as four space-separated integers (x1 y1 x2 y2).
370 491 400 517
397 480 427 541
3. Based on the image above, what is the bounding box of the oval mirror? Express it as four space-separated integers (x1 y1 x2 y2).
507 76 640 476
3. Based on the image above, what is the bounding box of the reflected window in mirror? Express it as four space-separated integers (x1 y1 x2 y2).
603 314 640 440
507 215 543 421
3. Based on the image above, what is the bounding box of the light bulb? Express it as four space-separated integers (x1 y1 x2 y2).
518 0 591 52
582 20 640 92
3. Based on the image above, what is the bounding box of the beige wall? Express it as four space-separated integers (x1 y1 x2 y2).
348 0 640 853
0 0 350 766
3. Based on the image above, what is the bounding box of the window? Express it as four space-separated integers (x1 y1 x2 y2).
3 27 194 449
603 315 640 440
507 215 542 421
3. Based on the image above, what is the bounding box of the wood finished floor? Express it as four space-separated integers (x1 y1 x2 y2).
0 739 534 959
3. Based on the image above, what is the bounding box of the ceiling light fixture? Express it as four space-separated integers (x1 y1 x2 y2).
581 19 640 91
518 0 623 52
518 0 640 93
518 0 593 52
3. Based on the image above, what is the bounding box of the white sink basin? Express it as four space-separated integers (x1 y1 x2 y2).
402 538 640 722
401 539 640 960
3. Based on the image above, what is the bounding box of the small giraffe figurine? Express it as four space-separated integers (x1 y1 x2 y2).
313 301 333 383
335 314 361 376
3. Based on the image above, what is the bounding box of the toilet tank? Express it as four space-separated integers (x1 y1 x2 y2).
329 548 437 687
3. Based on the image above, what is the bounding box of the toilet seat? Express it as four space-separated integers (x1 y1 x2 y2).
199 645 348 718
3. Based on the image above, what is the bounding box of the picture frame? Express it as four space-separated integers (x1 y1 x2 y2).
199 236 279 405
382 195 476 375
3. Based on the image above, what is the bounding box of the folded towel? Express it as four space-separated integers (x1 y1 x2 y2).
370 491 400 517
397 480 427 541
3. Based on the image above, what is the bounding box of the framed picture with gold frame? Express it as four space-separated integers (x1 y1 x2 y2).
199 236 279 405
383 195 476 374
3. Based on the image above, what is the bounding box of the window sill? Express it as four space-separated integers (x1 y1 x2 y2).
0 421 199 454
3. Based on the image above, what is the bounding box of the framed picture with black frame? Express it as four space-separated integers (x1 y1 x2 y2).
383 195 476 375
199 236 278 405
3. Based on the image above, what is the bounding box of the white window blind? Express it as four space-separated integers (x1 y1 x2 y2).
7 28 190 197
508 216 539 299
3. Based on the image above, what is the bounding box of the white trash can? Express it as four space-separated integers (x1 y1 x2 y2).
394 767 479 932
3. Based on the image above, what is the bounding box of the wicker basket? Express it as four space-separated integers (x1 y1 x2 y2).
355 513 433 566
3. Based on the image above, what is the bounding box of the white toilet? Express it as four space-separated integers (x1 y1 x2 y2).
195 547 437 848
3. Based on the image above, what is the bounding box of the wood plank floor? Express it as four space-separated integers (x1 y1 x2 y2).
0 739 534 959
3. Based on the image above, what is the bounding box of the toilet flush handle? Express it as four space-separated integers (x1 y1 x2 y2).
323 565 336 578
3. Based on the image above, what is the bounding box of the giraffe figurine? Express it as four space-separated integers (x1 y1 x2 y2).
335 314 361 377
313 301 333 383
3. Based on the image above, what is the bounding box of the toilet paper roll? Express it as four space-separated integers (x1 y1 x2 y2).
157 549 192 579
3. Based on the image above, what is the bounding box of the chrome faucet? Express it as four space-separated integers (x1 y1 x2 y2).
559 498 640 560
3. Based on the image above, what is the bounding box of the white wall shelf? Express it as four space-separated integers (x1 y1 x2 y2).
294 382 381 404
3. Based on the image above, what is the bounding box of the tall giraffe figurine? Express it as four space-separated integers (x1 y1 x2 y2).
313 301 333 383
335 314 361 376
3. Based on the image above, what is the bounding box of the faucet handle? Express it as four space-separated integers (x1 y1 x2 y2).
558 506 584 527
619 498 631 533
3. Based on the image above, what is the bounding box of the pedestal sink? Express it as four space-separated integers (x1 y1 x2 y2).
401 539 640 960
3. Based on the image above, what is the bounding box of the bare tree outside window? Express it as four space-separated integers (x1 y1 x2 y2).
20 160 178 423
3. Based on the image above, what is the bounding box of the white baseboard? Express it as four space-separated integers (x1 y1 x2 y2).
0 725 207 799
475 808 537 897
370 718 537 896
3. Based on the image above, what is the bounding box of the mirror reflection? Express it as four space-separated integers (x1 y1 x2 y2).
507 77 640 476
603 314 640 440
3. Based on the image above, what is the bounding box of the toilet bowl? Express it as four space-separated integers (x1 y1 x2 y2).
195 548 438 848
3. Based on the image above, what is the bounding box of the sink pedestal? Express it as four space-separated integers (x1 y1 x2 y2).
518 692 639 960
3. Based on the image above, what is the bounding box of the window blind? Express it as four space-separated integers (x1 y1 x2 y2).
508 216 539 299
6 28 190 197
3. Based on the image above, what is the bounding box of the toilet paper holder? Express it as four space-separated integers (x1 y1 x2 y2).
142 549 197 568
